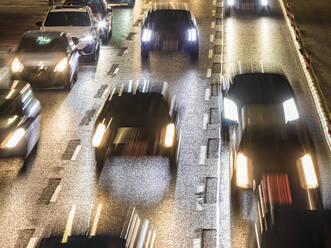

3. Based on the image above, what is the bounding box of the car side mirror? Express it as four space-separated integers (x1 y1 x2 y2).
72 37 79 45
107 6 112 12
35 21 42 27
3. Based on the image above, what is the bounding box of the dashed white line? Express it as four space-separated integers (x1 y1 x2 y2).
211 21 215 29
71 144 81 161
202 113 209 130
113 67 119 76
212 10 216 16
50 184 62 203
213 0 217 5
193 238 201 248
205 88 211 101
206 68 212 78
210 34 215 43
208 49 213 59
102 88 109 99
199 146 207 165
62 205 76 243
26 237 39 248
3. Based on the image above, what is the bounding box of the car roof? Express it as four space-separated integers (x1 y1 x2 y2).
22 30 69 39
226 73 294 106
150 2 190 11
50 5 91 12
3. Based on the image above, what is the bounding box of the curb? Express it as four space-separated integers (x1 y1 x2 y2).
279 0 331 151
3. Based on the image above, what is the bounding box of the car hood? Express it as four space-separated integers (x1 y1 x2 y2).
41 26 91 38
15 52 66 67
0 116 23 139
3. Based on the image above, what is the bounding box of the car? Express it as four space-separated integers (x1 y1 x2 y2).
36 5 100 62
92 81 180 168
10 31 80 90
220 73 322 211
107 0 135 8
0 80 41 160
64 0 113 41
140 2 199 60
224 0 270 17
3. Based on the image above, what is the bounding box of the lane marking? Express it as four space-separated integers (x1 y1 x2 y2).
50 184 62 203
212 10 216 16
238 60 242 74
136 219 149 248
208 49 213 59
199 146 207 165
71 144 81 161
193 238 201 248
211 21 215 29
260 60 264 73
150 230 156 248
203 113 209 130
145 230 152 248
205 88 211 101
207 68 212 78
62 205 76 243
89 204 103 237
102 88 109 99
26 237 39 248
210 34 215 43
213 0 217 5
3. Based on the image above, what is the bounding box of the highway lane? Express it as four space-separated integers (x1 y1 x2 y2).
222 1 331 247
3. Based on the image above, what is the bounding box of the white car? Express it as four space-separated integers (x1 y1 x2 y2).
36 5 100 61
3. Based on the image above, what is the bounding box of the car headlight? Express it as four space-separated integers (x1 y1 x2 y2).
80 33 94 42
54 57 68 72
11 57 24 73
236 153 253 188
187 28 197 42
223 97 238 122
283 98 299 123
141 28 152 42
298 154 318 189
261 0 268 6
97 20 106 30
1 128 25 149
228 0 234 6
164 123 175 148
92 123 106 147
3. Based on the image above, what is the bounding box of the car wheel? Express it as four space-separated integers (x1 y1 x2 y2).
141 47 149 60
190 44 199 60
64 72 72 90
89 44 100 62
95 147 107 169
101 30 108 42
225 8 230 17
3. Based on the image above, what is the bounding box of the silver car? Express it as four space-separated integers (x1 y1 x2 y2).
10 31 80 90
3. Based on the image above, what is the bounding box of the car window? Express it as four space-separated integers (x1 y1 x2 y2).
87 0 105 14
44 12 91 26
149 10 190 26
17 36 67 53
0 91 23 116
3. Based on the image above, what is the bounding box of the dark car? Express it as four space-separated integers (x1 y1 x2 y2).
0 80 41 159
140 2 199 60
107 0 135 7
220 73 321 211
10 31 80 90
92 81 180 168
64 0 113 41
224 0 270 17
248 209 331 248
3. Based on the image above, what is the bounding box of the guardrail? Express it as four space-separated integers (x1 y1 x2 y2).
279 0 331 151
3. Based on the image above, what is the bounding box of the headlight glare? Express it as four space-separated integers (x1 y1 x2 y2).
223 97 238 122
283 98 299 123
11 58 24 73
228 0 234 6
1 128 25 148
97 20 106 29
54 57 68 72
236 153 252 188
188 28 197 42
164 123 175 147
261 0 268 6
299 154 318 189
142 28 152 42
80 33 94 42
92 123 106 147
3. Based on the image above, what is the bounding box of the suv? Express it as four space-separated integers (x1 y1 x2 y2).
64 0 113 41
36 5 100 61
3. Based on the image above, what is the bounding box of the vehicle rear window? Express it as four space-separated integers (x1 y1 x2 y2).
17 36 67 52
44 12 91 26
0 91 22 116
149 10 189 26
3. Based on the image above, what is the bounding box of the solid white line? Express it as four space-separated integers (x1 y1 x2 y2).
193 238 201 248
210 34 214 43
202 113 209 130
71 144 81 161
26 237 39 248
205 88 211 101
89 204 103 237
206 68 212 78
199 146 207 165
211 21 215 29
208 49 213 59
62 205 76 243
50 184 62 203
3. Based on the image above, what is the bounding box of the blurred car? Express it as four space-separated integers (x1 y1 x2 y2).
248 209 331 248
224 0 270 17
140 2 199 60
92 81 180 168
10 31 80 90
37 5 100 61
107 0 135 8
0 80 41 160
220 73 322 210
64 0 113 41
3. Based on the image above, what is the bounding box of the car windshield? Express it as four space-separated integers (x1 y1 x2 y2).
44 12 91 26
0 91 22 116
149 10 189 26
17 36 67 52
